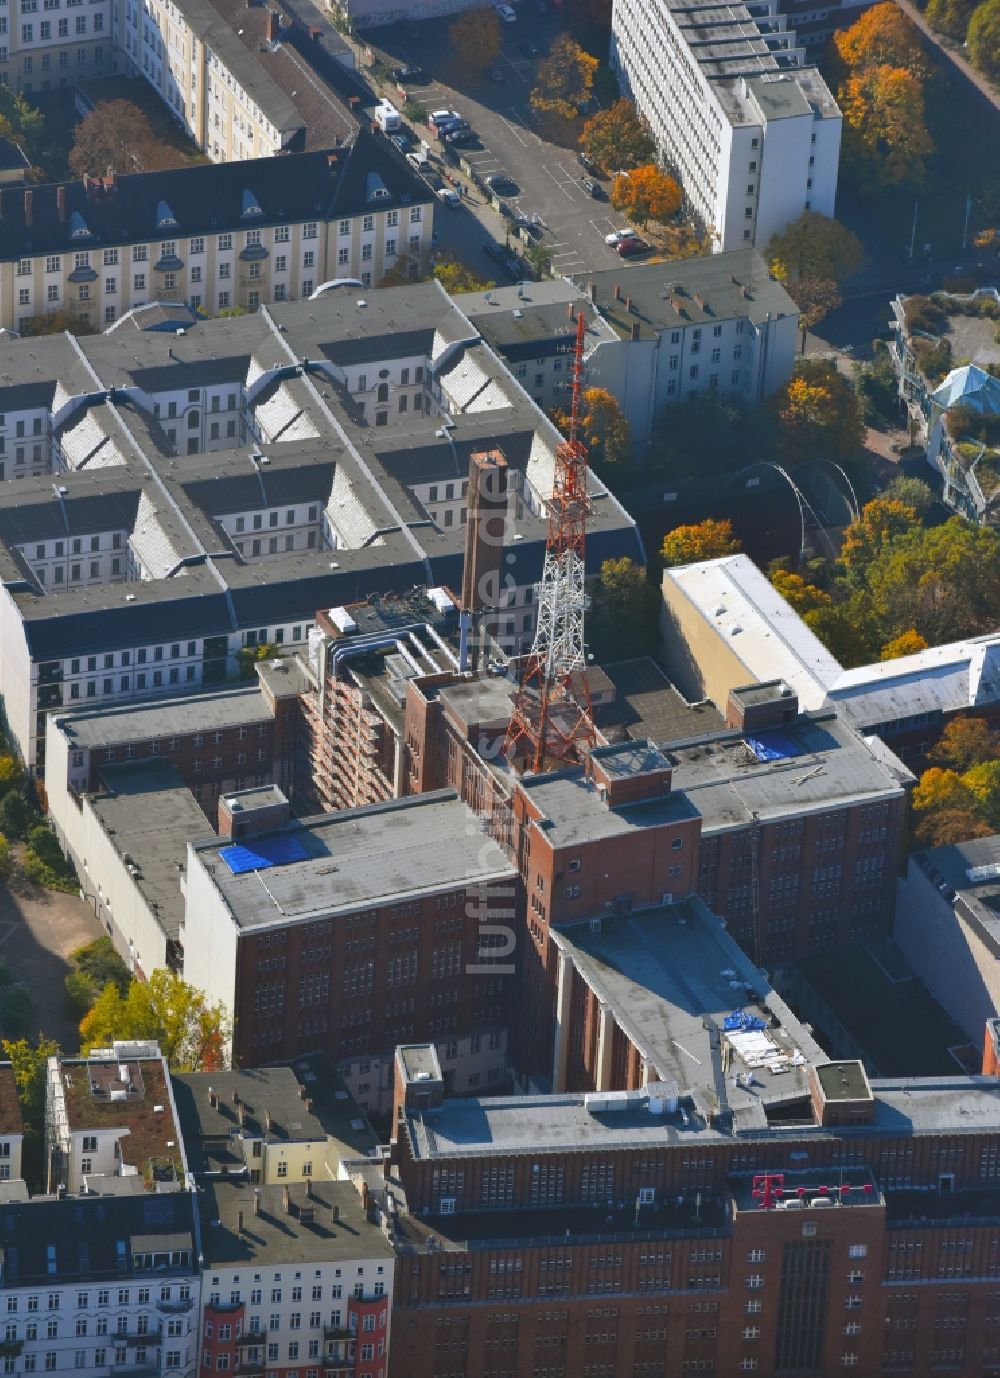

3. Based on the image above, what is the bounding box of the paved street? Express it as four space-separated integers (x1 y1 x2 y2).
355 15 636 277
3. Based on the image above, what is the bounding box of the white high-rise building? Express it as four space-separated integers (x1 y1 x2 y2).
612 0 842 252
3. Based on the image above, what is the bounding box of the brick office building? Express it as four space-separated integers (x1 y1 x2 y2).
182 785 518 1112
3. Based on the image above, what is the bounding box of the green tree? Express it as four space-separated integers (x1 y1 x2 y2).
766 211 863 285
964 760 1000 831
865 517 1000 646
448 7 501 70
580 99 654 172
21 311 97 338
0 791 36 839
771 359 866 464
925 0 977 38
661 518 740 567
3 1035 59 1189
770 567 832 615
929 716 999 772
0 756 22 794
554 387 631 466
79 969 229 1071
0 834 10 880
530 36 598 119
968 0 1000 82
433 256 492 293
881 475 935 517
840 496 920 587
588 558 657 660
803 594 880 667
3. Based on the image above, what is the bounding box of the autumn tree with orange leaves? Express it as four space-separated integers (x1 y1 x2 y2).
831 2 933 189
611 164 681 227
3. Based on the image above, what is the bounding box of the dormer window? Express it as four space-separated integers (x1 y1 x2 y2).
241 189 263 217
155 200 178 228
69 211 91 239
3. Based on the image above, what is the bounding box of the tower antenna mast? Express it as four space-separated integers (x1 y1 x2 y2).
504 308 595 773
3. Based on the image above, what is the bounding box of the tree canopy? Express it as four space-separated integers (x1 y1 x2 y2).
448 7 501 69
833 1 927 73
580 99 654 172
770 359 866 464
967 0 1000 80
530 36 598 119
553 386 631 466
610 164 681 227
661 518 740 567
929 716 999 772
79 969 229 1071
69 100 171 177
587 558 658 660
766 212 863 341
880 628 928 660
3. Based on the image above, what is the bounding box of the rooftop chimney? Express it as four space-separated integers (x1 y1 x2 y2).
613 283 622 302
208 1086 217 1107
264 1108 273 1132
238 1103 246 1128
625 296 632 313
252 1188 261 1216
567 300 575 320
589 280 597 303
282 1184 291 1215
24 189 33 227
232 1087 240 1105
237 1210 244 1234
267 9 279 39
630 321 640 342
56 186 66 222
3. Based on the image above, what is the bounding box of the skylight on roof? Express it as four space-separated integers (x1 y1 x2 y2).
155 200 178 228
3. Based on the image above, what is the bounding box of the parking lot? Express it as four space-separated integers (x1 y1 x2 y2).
358 12 636 280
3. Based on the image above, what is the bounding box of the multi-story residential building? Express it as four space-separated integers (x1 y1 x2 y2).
181 784 518 1108
0 135 434 332
611 0 841 250
891 289 1000 528
661 550 1000 768
196 1177 393 1378
0 0 111 98
458 254 799 448
0 1063 25 1193
112 0 356 163
0 284 640 773
0 1041 204 1378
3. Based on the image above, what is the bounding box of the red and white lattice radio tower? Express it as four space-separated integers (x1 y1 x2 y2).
504 308 596 774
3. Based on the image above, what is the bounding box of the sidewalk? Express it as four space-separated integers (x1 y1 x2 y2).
895 0 1000 115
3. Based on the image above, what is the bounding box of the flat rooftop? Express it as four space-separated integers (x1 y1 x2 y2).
600 658 723 743
193 789 517 931
199 1178 393 1267
815 1061 871 1102
172 1068 327 1172
400 1045 442 1083
55 685 273 749
59 1055 183 1183
519 770 700 848
730 1167 881 1212
90 761 212 940
665 711 908 831
427 672 518 733
554 901 824 1126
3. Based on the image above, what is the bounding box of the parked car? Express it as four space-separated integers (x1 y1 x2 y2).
495 3 517 20
616 235 647 256
581 177 605 199
406 150 432 171
604 228 633 245
486 173 519 196
445 128 477 146
389 132 412 154
437 187 462 207
429 108 461 132
436 117 469 137
391 64 426 83
578 151 599 175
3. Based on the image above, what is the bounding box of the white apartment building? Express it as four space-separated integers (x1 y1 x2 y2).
0 285 642 773
0 0 110 96
0 1064 25 1193
612 0 842 251
0 134 434 333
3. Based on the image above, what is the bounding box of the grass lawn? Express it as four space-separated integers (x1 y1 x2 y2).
837 37 1000 260
797 942 970 1076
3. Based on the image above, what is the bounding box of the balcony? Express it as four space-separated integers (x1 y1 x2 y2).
237 1361 266 1377
156 1298 194 1314
324 1324 353 1341
116 1328 163 1345
236 1330 267 1347
0 1340 24 1358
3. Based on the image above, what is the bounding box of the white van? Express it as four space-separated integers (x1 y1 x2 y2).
374 98 401 132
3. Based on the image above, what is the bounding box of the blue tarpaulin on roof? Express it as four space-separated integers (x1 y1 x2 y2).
219 834 309 874
746 729 804 763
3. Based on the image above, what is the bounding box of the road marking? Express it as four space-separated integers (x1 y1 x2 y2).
500 114 529 147
542 164 575 200
501 53 526 81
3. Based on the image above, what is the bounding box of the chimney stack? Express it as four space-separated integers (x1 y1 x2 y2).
625 296 632 313
264 1109 272 1133
630 320 640 342
237 1103 246 1128
233 1087 240 1104
304 1098 313 1113
282 1184 291 1215
331 1203 340 1222
252 1188 261 1216
567 300 575 320
237 1210 244 1234
267 9 279 39
56 186 66 223
589 280 597 303
208 1086 217 1107
24 189 33 227
613 283 621 302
